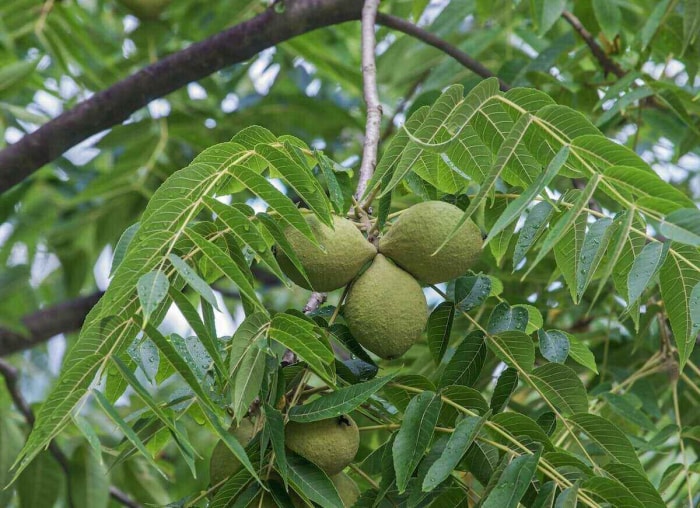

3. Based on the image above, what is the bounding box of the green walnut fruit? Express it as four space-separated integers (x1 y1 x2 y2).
285 416 359 475
209 418 257 487
331 472 361 507
378 200 482 284
344 254 428 359
117 0 171 19
276 213 376 292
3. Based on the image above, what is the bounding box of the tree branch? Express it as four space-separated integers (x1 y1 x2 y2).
561 10 625 78
0 0 365 194
0 358 141 507
356 0 382 203
0 291 103 357
376 13 511 91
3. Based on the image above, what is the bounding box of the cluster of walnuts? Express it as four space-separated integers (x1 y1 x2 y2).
209 200 482 506
279 200 483 359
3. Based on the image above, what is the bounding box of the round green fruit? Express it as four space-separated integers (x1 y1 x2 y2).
285 416 359 475
378 200 482 284
331 472 361 507
116 0 171 19
344 254 428 359
276 213 376 292
209 418 257 487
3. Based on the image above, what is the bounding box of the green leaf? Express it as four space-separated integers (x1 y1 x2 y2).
683 0 700 50
316 153 346 213
203 197 285 280
565 333 598 373
17 451 63 508
581 477 644 508
513 201 554 270
263 403 288 483
486 146 569 244
554 484 579 508
70 445 110 508
601 393 655 431
136 270 169 323
537 329 570 363
393 391 442 493
488 331 535 372
440 331 487 388
185 228 264 312
269 313 335 383
526 177 600 277
590 210 635 307
422 413 489 492
110 223 139 276
167 253 219 310
491 412 554 451
286 452 343 508
491 367 518 413
532 0 566 35
626 241 669 309
592 0 621 40
659 245 700 367
554 209 587 303
531 363 588 416
603 165 693 212
256 213 312 288
93 390 166 478
567 413 643 472
452 275 492 312
481 447 542 508
531 481 557 508
660 208 700 246
232 343 267 420
210 469 253 508
576 217 613 300
427 302 455 365
487 302 529 334
288 374 397 422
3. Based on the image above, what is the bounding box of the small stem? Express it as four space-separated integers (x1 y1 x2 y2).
349 463 380 490
673 381 694 507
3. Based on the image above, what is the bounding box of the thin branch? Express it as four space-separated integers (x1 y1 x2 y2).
561 10 625 78
0 359 141 507
0 291 103 357
356 0 382 204
303 292 327 314
0 0 365 194
376 13 511 91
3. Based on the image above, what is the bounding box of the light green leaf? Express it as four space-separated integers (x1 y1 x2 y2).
486 146 569 244
269 313 335 383
137 270 169 323
554 210 587 303
592 0 621 40
17 451 63 508
488 331 535 372
288 374 396 422
683 0 700 50
565 333 598 373
422 413 489 492
491 413 554 451
513 201 554 270
393 391 442 493
532 0 566 35
481 447 541 508
660 208 700 246
626 241 669 309
263 404 288 483
531 363 588 416
232 343 267 420
576 217 613 300
286 452 343 508
581 476 644 508
427 302 455 365
167 253 219 310
70 445 110 508
659 245 700 367
110 223 139 276
567 413 643 472
537 329 570 363
554 484 578 508
440 331 487 388
185 228 264 312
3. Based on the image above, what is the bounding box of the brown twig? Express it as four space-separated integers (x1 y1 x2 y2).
0 359 141 508
561 10 625 78
0 292 103 357
356 0 383 204
303 292 327 314
376 13 511 91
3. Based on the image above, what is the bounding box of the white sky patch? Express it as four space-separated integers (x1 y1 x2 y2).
8 242 28 266
188 82 208 100
221 93 240 113
210 292 237 336
59 76 80 100
0 223 13 248
123 14 139 33
94 245 113 291
305 78 321 97
205 118 216 129
293 57 316 74
63 129 109 165
509 33 539 58
249 48 279 95
122 39 137 59
4 126 23 144
147 98 171 118
30 249 61 287
47 334 67 374
34 89 63 117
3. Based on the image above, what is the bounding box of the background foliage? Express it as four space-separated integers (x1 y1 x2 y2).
1 0 700 506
